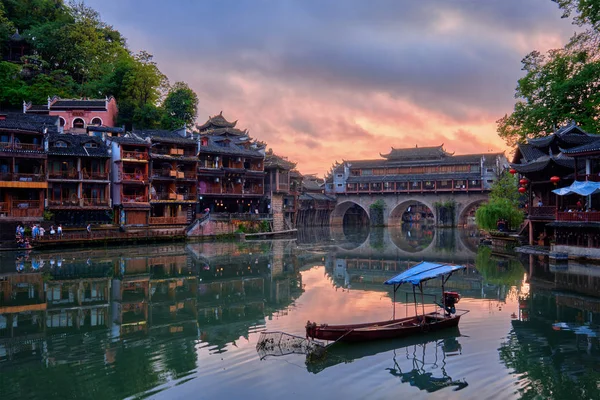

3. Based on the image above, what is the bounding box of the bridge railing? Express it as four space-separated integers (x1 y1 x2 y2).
345 180 485 194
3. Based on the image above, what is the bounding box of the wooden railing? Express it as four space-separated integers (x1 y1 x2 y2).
557 211 600 222
0 173 45 182
122 172 148 182
82 197 110 207
529 206 557 218
122 194 148 203
82 171 109 180
0 142 44 152
0 202 8 216
122 151 148 161
181 171 196 179
48 198 79 207
10 200 43 217
149 216 188 225
152 192 195 201
152 169 177 178
48 171 79 180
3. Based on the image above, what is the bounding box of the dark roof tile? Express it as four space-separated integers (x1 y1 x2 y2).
47 133 109 157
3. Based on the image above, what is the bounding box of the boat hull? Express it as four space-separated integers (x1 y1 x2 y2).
306 312 461 342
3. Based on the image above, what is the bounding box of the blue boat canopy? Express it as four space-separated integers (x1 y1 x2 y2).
384 261 466 286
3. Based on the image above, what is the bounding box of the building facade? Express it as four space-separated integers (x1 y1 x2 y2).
196 113 266 214
24 96 119 132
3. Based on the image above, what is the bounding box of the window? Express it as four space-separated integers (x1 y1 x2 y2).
336 174 342 178
84 142 98 148
337 183 342 187
55 141 67 148
90 117 102 125
361 169 372 176
59 117 66 127
486 168 494 172
73 118 85 129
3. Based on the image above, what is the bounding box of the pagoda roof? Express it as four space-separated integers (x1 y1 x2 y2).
290 170 303 179
264 152 296 170
201 135 264 158
380 145 452 161
560 138 600 156
302 179 323 191
197 112 237 131
47 133 109 157
527 121 597 149
510 153 574 174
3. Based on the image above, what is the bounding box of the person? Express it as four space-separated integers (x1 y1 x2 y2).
537 199 543 207
57 224 63 238
31 224 38 240
86 223 92 236
15 224 21 237
50 225 55 236
577 199 583 210
39 226 45 238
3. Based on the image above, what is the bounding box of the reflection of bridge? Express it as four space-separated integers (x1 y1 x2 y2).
329 226 479 261
330 193 488 226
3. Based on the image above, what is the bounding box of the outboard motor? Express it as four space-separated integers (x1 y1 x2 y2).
441 291 461 315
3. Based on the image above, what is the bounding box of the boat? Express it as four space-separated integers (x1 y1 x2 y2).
305 261 469 342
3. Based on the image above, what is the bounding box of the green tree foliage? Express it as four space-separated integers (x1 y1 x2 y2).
0 0 169 129
475 173 523 231
161 81 199 130
498 1 600 146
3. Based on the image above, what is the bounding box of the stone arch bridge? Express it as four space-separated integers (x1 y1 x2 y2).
330 192 489 226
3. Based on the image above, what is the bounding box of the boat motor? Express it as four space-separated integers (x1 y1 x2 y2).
441 291 461 315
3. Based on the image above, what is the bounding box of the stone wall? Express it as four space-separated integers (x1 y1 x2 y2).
271 194 284 232
187 219 238 237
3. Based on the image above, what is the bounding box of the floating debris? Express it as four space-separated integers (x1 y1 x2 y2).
256 331 326 361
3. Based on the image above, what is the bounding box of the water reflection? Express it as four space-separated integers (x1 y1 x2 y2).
309 328 468 394
2 228 600 399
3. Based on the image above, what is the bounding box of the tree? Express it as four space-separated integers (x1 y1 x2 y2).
497 30 600 146
554 0 600 29
161 81 198 130
475 173 524 231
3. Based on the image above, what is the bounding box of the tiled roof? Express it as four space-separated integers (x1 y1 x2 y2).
299 193 336 202
510 154 574 174
87 126 125 134
346 153 483 168
106 134 150 146
133 129 197 145
197 112 237 131
346 172 481 183
264 152 296 170
52 99 106 109
201 135 264 158
290 170 303 179
380 145 451 160
47 133 109 157
527 122 597 148
515 144 546 163
560 138 600 155
482 152 506 167
0 113 59 133
303 180 323 191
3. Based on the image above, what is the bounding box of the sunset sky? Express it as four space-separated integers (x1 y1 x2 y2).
85 0 576 175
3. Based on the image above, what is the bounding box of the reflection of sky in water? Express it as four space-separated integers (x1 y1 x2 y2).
1 234 600 400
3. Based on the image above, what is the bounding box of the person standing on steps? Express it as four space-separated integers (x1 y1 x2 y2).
86 223 92 237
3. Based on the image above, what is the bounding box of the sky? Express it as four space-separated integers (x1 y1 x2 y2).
85 0 577 175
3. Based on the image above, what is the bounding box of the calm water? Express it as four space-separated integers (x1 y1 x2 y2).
1 225 600 399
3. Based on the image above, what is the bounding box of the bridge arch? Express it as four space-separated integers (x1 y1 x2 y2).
388 199 436 226
389 223 437 254
457 198 487 227
330 201 370 226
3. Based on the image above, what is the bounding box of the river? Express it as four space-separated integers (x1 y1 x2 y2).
1 225 599 399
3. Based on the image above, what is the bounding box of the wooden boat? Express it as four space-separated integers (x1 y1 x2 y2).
306 261 468 343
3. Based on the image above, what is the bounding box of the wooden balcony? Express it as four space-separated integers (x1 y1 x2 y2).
122 194 149 203
9 200 43 217
0 142 44 152
151 192 196 201
0 173 45 182
122 151 148 161
149 216 188 225
48 171 79 180
529 206 557 219
82 171 109 181
82 197 110 207
122 172 148 182
557 211 600 222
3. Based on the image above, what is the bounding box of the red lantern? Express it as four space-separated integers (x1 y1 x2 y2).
518 187 527 194
509 168 517 175
550 176 560 185
519 178 528 186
